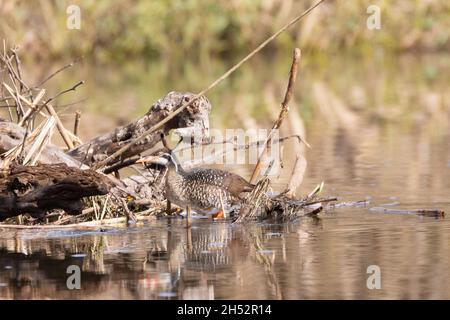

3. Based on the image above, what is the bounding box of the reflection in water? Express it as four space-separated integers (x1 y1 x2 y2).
1 210 450 299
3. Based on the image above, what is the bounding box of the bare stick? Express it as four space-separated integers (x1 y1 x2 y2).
176 133 309 154
45 104 75 149
18 89 46 126
13 81 84 128
35 60 79 88
284 154 307 198
183 135 307 169
304 197 338 206
46 80 84 104
250 48 302 184
17 129 29 163
0 52 29 92
56 98 88 109
92 0 325 170
121 198 137 224
73 110 81 136
186 206 192 228
6 100 13 121
11 47 25 92
103 157 141 174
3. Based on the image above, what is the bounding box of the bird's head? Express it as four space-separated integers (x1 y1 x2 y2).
136 152 181 172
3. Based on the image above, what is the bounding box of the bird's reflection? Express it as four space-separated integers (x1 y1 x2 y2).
0 216 323 299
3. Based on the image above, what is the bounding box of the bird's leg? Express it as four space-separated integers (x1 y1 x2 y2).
166 200 171 215
186 205 192 228
212 192 226 220
212 210 225 219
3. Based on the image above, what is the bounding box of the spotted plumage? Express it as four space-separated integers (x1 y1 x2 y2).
163 154 254 215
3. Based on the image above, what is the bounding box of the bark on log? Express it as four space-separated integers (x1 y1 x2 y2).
67 91 211 167
0 163 111 220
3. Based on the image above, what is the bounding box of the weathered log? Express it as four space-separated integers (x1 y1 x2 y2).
1 91 211 170
0 163 111 220
67 91 211 167
0 92 211 220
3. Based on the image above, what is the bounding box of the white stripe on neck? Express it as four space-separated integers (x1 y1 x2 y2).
169 153 179 172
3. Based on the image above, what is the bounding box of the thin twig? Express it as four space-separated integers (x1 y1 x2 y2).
250 48 302 184
45 103 75 149
17 89 46 126
34 60 79 88
73 110 81 136
92 0 325 170
284 154 307 198
0 52 29 92
121 198 137 223
11 47 25 92
55 97 88 109
46 80 84 104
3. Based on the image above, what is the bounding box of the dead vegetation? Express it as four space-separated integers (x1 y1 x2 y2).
0 41 330 228
0 2 334 228
1 1 443 228
0 43 207 227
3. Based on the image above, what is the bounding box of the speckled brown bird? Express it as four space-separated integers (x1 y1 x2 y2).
140 153 254 219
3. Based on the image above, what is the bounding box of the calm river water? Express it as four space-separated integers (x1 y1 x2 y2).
0 52 449 299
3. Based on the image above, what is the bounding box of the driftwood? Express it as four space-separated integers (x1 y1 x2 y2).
0 4 330 225
1 91 211 170
0 163 111 220
0 3 335 225
0 52 320 224
0 91 211 222
67 91 211 167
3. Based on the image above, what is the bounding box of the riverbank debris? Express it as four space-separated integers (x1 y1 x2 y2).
369 207 445 218
0 44 328 228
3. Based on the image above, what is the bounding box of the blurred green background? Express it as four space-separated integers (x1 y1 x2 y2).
1 0 449 61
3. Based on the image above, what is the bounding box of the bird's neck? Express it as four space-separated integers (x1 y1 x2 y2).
167 159 186 175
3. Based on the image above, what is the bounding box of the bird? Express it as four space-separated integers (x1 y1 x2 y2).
138 153 254 223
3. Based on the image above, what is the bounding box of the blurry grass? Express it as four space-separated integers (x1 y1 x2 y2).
9 50 446 137
0 0 449 62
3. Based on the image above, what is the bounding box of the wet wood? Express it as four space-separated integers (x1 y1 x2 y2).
369 206 445 217
0 163 111 220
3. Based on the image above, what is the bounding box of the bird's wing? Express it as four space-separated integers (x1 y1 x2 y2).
187 168 254 197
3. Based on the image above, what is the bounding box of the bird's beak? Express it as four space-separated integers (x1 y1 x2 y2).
136 156 169 166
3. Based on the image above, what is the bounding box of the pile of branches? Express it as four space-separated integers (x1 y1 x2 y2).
0 3 337 227
0 45 212 226
0 43 333 228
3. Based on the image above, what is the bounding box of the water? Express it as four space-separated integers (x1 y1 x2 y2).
1 53 450 299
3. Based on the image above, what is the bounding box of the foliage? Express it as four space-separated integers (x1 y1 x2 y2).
0 0 449 62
